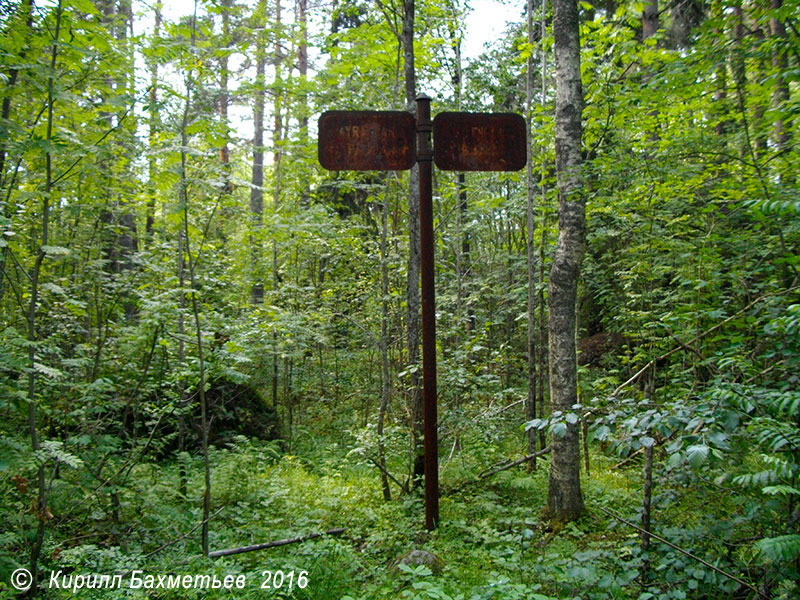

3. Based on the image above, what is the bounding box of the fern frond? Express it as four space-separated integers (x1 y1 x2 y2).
755 535 800 563
762 485 800 497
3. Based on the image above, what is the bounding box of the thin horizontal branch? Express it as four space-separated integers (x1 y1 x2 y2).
209 528 346 558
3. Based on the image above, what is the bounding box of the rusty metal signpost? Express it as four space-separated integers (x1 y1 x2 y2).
318 95 525 531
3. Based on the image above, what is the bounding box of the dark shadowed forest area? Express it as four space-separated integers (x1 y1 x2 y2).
1 0 798 598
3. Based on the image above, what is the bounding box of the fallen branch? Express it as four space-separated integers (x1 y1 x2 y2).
209 528 346 559
598 506 765 599
478 446 552 479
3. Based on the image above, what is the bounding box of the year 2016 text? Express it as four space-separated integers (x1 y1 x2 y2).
261 570 308 592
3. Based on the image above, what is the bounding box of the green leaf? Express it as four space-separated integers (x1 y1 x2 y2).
41 282 66 295
34 362 63 379
593 425 611 441
41 245 70 256
685 444 708 469
762 485 800 496
524 418 543 432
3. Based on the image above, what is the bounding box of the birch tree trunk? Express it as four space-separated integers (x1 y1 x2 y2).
547 0 585 522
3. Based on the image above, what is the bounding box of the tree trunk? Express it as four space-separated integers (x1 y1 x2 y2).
0 0 34 188
713 1 729 141
402 0 424 487
768 0 791 182
250 0 267 305
296 0 310 205
547 0 585 523
378 175 392 501
448 7 466 456
641 0 658 40
272 0 284 410
146 1 161 243
297 0 308 133
0 0 35 307
753 24 768 158
218 0 233 194
641 443 654 582
525 0 538 466
178 0 211 557
537 0 549 456
27 4 63 591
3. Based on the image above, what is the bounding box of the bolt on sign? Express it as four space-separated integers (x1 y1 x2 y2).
318 97 526 531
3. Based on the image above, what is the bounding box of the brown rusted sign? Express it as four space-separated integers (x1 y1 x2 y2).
318 111 415 171
432 112 526 172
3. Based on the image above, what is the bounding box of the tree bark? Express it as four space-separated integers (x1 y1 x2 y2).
146 2 161 242
641 443 654 582
537 0 549 457
272 0 284 410
378 175 392 501
525 0 538 466
547 0 585 522
768 0 792 182
641 0 658 40
27 3 63 590
250 0 267 305
402 0 424 487
218 0 233 194
0 0 34 187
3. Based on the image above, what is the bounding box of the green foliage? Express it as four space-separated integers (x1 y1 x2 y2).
756 535 800 563
1 0 799 598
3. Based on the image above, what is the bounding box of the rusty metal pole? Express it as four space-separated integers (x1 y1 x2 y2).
416 93 439 531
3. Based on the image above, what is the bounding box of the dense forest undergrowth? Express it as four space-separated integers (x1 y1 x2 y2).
1 0 799 597
2 400 779 600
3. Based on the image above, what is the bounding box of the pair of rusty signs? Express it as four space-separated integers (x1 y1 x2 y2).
318 96 526 531
318 107 526 172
